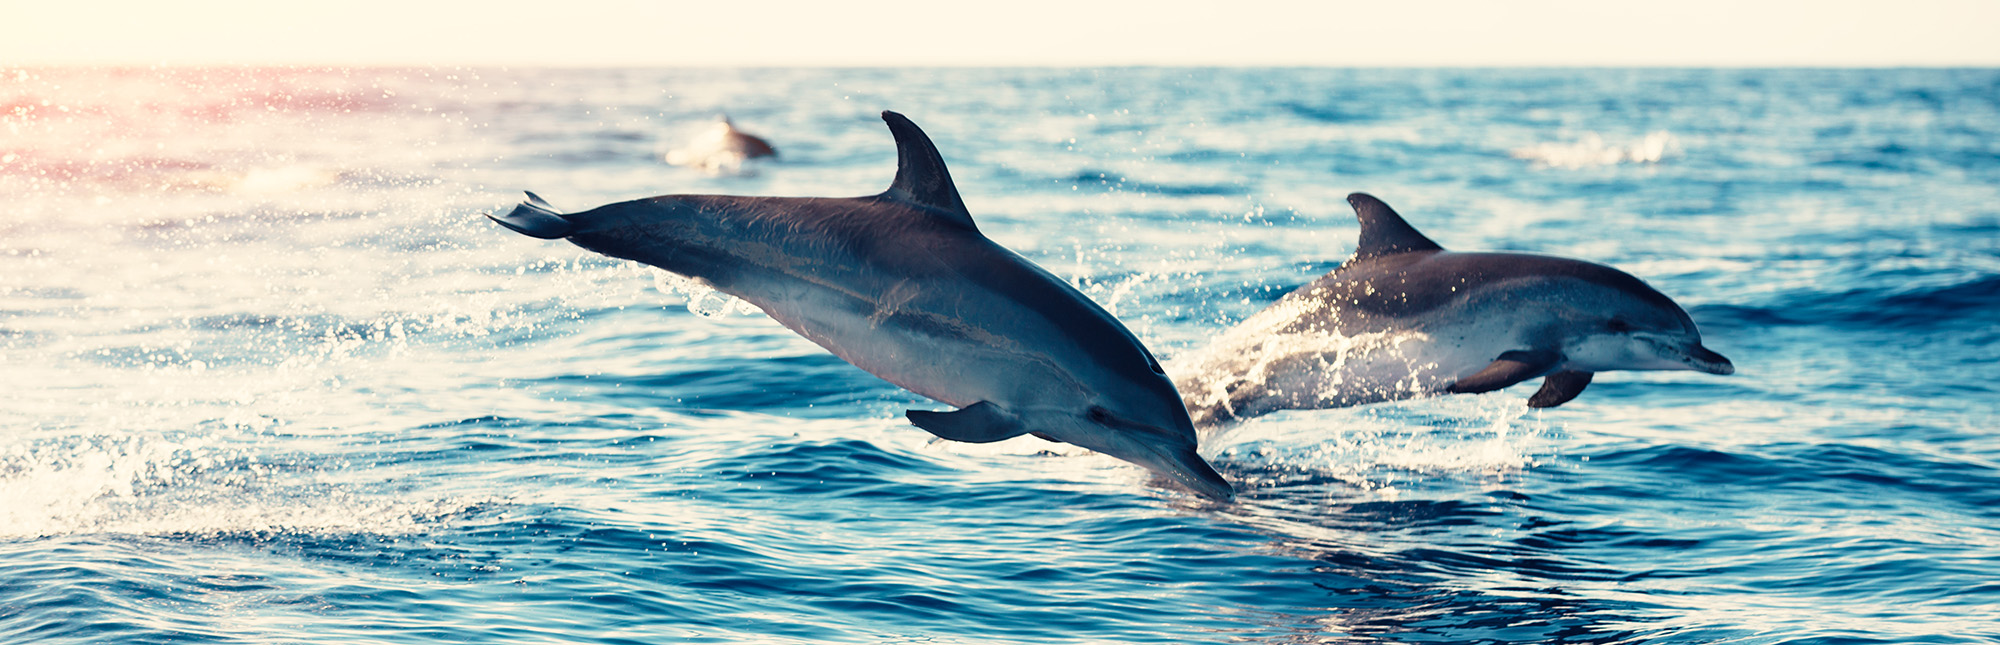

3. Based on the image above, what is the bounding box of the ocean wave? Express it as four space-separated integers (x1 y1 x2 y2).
1279 101 1382 124
1062 168 1245 197
1588 441 2000 508
7 66 1997 645
1693 273 2000 330
0 433 482 539
530 356 886 413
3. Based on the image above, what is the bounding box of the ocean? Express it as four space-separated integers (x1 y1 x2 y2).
3 66 1996 644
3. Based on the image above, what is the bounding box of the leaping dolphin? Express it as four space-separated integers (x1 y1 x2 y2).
664 115 777 174
489 111 1232 501
1175 193 1733 427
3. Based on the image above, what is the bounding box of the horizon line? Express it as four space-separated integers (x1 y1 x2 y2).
13 61 2000 70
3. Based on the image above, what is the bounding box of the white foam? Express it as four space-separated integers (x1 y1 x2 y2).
0 432 482 539
1512 132 1680 169
1207 394 1553 491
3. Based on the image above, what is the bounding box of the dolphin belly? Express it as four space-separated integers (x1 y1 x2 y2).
563 197 1111 419
740 276 1082 409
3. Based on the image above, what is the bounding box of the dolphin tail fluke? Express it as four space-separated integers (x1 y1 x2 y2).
906 402 1027 444
487 191 572 239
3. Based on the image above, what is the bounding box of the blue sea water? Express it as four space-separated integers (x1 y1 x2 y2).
2 67 1997 644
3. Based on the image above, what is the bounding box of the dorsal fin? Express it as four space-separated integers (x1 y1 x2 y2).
1348 193 1443 258
880 111 975 230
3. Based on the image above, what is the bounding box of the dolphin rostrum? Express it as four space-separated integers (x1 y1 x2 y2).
489 111 1232 500
1175 193 1733 427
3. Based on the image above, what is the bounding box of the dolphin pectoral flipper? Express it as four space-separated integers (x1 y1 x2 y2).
906 402 1029 444
1528 370 1594 408
487 192 572 239
1448 349 1562 394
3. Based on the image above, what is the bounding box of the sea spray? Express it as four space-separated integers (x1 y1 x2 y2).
650 267 760 318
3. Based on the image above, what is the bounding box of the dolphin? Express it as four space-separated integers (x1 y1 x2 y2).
489 111 1232 500
1175 193 1733 427
664 115 777 174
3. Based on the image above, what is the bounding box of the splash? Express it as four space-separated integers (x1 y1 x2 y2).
0 431 478 539
650 267 760 317
1171 296 1439 426
1511 131 1679 169
664 148 755 176
1179 328 1428 415
1209 394 1553 496
662 117 776 176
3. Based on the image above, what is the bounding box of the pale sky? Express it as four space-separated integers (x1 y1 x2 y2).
4 0 1996 67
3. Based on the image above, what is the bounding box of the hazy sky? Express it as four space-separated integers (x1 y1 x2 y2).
6 0 1996 67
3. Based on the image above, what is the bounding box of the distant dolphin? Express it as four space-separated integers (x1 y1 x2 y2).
664 115 777 174
490 111 1232 500
1175 193 1733 427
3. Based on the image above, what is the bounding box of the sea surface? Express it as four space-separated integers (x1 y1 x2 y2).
3 67 1996 644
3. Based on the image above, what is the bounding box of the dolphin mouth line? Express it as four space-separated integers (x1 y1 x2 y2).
1690 356 1734 375
1636 335 1733 375
1131 440 1235 502
1680 342 1734 375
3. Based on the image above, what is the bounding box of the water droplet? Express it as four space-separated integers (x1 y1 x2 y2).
651 268 750 318
687 290 737 318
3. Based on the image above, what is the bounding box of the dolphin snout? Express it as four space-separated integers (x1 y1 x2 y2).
1688 344 1734 375
1134 443 1235 502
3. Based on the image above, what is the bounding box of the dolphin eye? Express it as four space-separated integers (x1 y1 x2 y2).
1087 407 1112 424
1607 318 1633 332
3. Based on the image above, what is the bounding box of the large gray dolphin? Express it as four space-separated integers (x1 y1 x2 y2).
489 111 1232 500
1175 193 1733 427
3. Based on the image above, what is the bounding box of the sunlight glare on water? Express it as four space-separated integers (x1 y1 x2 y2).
3 66 1997 644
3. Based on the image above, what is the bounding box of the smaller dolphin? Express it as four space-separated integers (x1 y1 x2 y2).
665 115 777 174
491 111 1231 500
1175 193 1732 427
